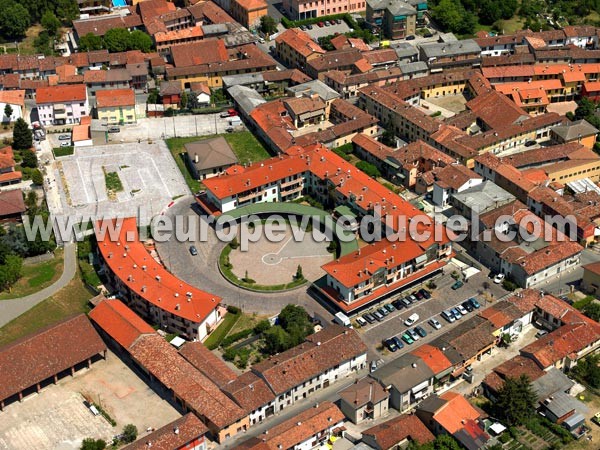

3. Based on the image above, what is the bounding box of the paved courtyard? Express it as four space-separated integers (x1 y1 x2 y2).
0 351 180 450
52 141 190 225
229 223 333 284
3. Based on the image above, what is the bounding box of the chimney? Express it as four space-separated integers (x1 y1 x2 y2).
194 154 199 164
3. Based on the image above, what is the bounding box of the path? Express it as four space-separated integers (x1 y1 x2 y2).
0 243 77 328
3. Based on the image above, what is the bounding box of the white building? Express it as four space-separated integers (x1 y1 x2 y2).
35 84 89 126
0 90 25 123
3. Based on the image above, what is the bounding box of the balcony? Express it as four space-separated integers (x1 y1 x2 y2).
238 190 262 203
281 185 303 197
354 281 374 295
280 178 302 189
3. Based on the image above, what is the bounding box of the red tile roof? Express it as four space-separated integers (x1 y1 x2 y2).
222 371 276 413
88 299 155 349
0 189 25 217
122 413 208 450
96 217 221 324
170 39 228 67
96 88 135 108
36 84 87 104
0 315 106 402
179 341 238 388
434 392 482 434
411 344 453 374
275 28 325 58
0 89 25 108
0 146 16 170
362 414 435 449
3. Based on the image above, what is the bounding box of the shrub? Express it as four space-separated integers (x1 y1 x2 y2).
230 236 239 249
502 279 518 291
498 433 511 444
254 319 271 334
226 305 241 315
221 328 254 347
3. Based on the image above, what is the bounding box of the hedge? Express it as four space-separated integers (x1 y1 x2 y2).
220 328 254 348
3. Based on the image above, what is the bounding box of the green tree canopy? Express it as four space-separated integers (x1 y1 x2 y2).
263 325 291 354
128 30 153 53
3 104 13 122
0 254 22 291
55 0 79 23
260 16 277 35
121 424 138 444
432 0 476 35
21 149 38 168
78 33 103 51
12 118 32 150
495 374 537 425
103 28 131 53
0 0 31 39
583 302 600 322
41 11 61 36
80 438 106 450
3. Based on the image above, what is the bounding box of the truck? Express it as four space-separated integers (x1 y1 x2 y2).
229 116 241 126
334 311 351 327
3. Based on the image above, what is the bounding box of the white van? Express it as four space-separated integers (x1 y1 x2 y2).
334 311 351 327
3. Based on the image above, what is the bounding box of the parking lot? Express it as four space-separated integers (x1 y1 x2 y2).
0 351 180 450
354 264 507 360
51 141 190 225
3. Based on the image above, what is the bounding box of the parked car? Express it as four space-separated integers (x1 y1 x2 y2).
419 288 431 299
493 273 505 284
456 304 468 316
370 360 377 372
356 316 367 327
408 328 420 341
524 140 537 147
336 19 342 24
377 307 389 317
258 37 265 44
468 297 481 309
401 332 414 344
535 330 548 338
383 338 398 352
451 280 464 290
225 127 234 133
409 294 418 302
414 290 424 300
108 126 120 133
401 297 412 307
307 24 313 29
392 299 404 310
317 21 324 27
189 245 198 256
324 20 331 26
441 310 455 323
404 313 419 326
300 25 307 31
58 134 71 141
384 303 396 313
461 301 474 312
373 311 384 322
363 313 375 324
429 318 442 329
591 412 600 426
414 326 428 337
406 35 415 40
60 141 71 147
392 336 404 349
450 307 462 320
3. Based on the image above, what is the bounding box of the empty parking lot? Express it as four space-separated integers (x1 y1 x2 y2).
52 141 190 225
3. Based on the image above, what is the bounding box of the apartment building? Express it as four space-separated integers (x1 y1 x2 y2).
283 0 366 20
275 28 326 71
95 88 136 125
418 40 482 71
366 0 419 39
35 84 89 126
231 0 268 29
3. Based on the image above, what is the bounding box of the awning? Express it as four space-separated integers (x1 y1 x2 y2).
169 336 186 348
412 380 429 393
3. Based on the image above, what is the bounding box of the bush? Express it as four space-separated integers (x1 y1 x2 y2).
31 169 43 185
498 433 511 444
227 305 241 315
502 279 518 291
332 147 351 161
254 319 271 334
121 424 138 444
221 328 254 347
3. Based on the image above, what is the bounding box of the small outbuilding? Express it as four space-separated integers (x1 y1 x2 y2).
184 136 238 180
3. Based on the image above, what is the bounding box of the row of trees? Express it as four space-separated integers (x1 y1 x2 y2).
0 0 78 39
78 29 154 53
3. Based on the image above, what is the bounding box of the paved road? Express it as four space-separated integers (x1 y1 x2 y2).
0 243 77 328
154 196 335 321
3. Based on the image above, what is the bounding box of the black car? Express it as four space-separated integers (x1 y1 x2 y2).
363 313 375 324
383 338 398 352
461 301 474 312
414 326 427 337
419 288 431 299
406 35 415 40
189 245 198 256
392 336 405 349
392 299 404 310
307 24 313 29
524 140 537 147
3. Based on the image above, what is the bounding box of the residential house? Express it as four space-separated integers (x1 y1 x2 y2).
234 402 344 450
191 82 211 106
538 391 589 433
366 0 418 40
451 181 516 219
221 371 277 426
231 0 267 29
35 84 89 126
84 69 132 95
275 28 326 71
338 378 389 424
431 164 483 207
418 40 482 71
184 137 239 180
122 413 209 450
283 0 366 20
0 190 26 223
0 90 25 122
160 80 182 105
581 261 600 295
550 119 598 150
416 392 489 450
95 88 136 125
0 146 22 187
361 415 435 450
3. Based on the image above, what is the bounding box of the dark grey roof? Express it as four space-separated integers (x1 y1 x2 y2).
227 85 266 116
393 43 419 59
184 136 238 171
367 0 416 15
533 368 574 402
451 181 516 214
370 353 434 393
222 73 264 88
417 394 446 413
551 119 599 140
419 40 481 58
543 391 589 418
399 61 428 75
287 80 340 102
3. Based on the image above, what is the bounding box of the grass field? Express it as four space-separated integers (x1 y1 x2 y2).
204 311 241 350
53 146 74 157
0 268 94 347
104 170 124 193
166 131 271 192
228 312 268 335
0 251 64 300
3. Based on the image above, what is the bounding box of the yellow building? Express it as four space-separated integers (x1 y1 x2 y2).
95 88 136 125
551 119 599 150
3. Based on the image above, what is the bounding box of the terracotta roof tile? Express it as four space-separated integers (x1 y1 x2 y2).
362 414 434 449
222 371 276 412
122 413 208 450
434 392 482 434
36 84 87 104
179 342 238 388
96 88 135 108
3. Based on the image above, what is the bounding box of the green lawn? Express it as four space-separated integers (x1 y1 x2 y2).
166 131 271 193
498 17 526 34
0 251 64 300
228 312 268 335
104 169 123 193
0 268 94 347
53 146 74 157
204 310 241 350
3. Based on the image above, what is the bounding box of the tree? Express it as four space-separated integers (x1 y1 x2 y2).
31 169 43 185
78 33 103 51
55 0 80 23
0 254 22 291
356 161 381 178
495 375 537 425
41 11 61 36
478 0 502 25
103 28 131 53
432 0 476 35
180 91 189 110
0 1 31 39
121 424 138 444
295 264 303 280
574 98 597 120
25 190 37 210
12 118 32 150
127 30 153 52
34 31 54 56
21 149 38 168
583 302 600 322
263 325 291 354
571 353 600 388
80 438 106 450
253 319 271 334
380 128 396 147
260 16 277 35
3 104 12 122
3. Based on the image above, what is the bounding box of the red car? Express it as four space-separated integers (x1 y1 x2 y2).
317 22 324 27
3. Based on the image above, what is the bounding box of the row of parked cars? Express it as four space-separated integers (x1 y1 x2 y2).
299 19 343 31
382 297 481 353
355 288 431 327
